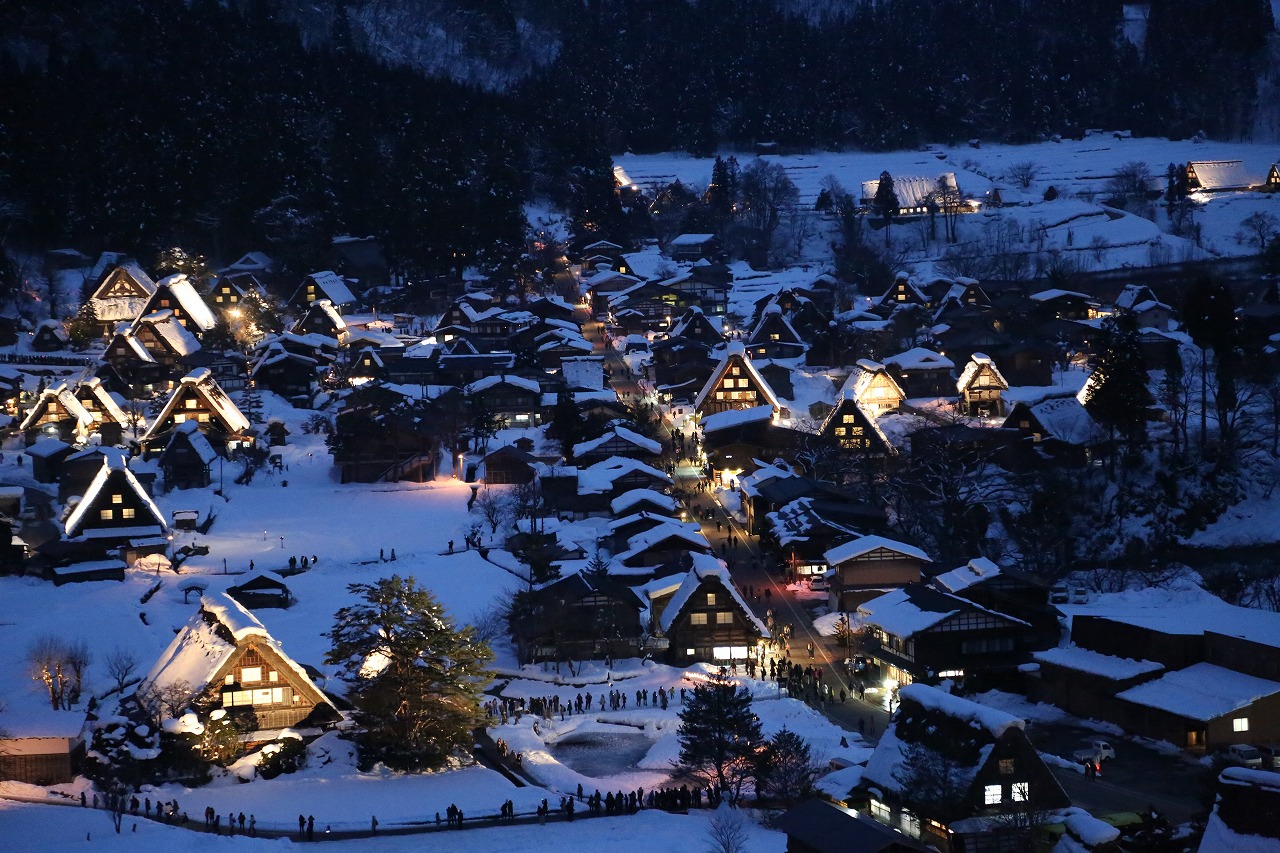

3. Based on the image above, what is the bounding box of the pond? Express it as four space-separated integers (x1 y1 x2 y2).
552 730 655 779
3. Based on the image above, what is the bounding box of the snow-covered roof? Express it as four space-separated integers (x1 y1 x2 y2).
157 273 217 332
140 593 331 716
856 586 962 639
900 683 1025 737
1189 160 1252 191
19 383 93 431
136 309 201 356
825 534 930 567
659 561 770 637
572 426 662 458
1032 646 1164 681
611 489 678 515
314 299 348 333
143 368 251 442
465 374 541 396
669 233 716 246
1030 288 1091 303
930 557 1001 594
700 404 774 434
861 173 958 210
885 347 954 372
166 419 219 465
625 523 709 554
64 452 167 538
838 360 905 406
1115 663 1280 721
577 457 672 495
303 270 356 305
956 352 1009 394
693 342 781 413
1026 397 1105 445
77 377 131 428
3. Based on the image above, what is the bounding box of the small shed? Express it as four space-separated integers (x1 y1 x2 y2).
172 510 200 530
227 572 295 609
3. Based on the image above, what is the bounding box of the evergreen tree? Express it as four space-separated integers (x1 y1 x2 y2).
325 576 492 772
761 727 820 806
677 671 765 803
872 171 898 246
1084 314 1152 453
583 547 610 581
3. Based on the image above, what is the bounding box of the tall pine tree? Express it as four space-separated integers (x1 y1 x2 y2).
677 671 764 803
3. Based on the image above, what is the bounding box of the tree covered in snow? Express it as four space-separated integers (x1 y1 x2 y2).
325 575 492 772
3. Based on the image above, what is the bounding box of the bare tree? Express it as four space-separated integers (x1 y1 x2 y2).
139 680 193 724
26 636 71 710
1104 161 1154 211
474 487 511 535
64 639 91 707
1006 161 1042 189
1241 211 1280 250
704 802 749 853
105 647 140 693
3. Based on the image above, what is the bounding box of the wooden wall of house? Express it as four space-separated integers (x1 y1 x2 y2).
0 745 73 785
1071 617 1203 671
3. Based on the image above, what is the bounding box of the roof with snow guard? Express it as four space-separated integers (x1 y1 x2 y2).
156 274 217 332
572 426 662 458
659 558 770 637
1032 646 1164 681
856 585 1029 640
825 534 930 567
1115 663 1280 721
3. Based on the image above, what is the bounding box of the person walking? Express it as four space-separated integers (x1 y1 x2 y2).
371 815 378 834
307 815 315 841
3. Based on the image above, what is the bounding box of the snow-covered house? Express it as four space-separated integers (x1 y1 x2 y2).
857 583 1041 686
1113 284 1173 330
610 488 678 518
860 173 959 217
667 306 725 348
668 233 718 262
955 353 1009 417
30 320 69 352
158 420 218 490
141 368 252 454
103 309 203 394
464 374 544 428
289 270 356 314
63 452 167 542
1001 396 1106 465
139 593 337 733
876 273 931 312
512 572 646 664
615 523 712 569
1186 160 1251 192
19 383 94 445
774 799 926 853
291 298 347 341
746 303 808 360
854 684 1068 850
572 426 662 465
824 535 931 611
652 558 769 666
837 360 906 419
137 274 218 333
87 261 157 336
693 342 781 418
884 347 955 399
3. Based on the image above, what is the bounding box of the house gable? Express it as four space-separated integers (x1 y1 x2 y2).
693 343 781 417
64 455 166 539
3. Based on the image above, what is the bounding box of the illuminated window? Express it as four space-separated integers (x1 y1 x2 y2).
1012 782 1029 802
214 294 223 303
731 367 740 376
706 593 717 606
229 294 238 303
769 333 780 341
185 398 198 409
984 785 1002 805
1234 717 1250 732
835 427 846 436
691 613 708 625
122 508 135 520
99 509 113 521
224 674 234 685
716 611 734 624
870 799 890 821
241 666 262 683
198 413 210 423
269 670 279 682
843 414 856 423
112 494 123 504
716 392 724 400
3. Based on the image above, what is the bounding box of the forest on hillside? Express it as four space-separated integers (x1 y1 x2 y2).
0 0 1273 277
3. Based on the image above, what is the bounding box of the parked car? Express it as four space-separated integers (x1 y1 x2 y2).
1257 744 1280 769
809 575 829 592
1050 584 1069 605
1070 587 1089 604
1073 739 1116 763
1227 744 1264 767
